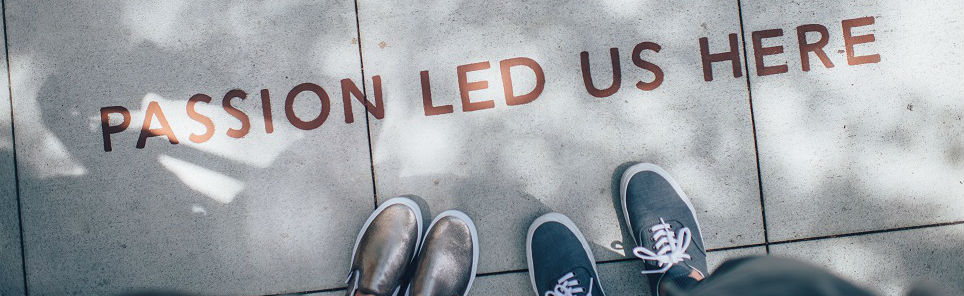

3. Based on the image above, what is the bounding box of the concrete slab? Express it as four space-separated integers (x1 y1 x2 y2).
771 224 964 296
6 1 373 294
468 270 532 296
741 0 964 240
358 0 764 274
468 246 766 296
0 20 26 296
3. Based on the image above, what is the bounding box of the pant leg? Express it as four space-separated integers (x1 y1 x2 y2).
663 256 877 296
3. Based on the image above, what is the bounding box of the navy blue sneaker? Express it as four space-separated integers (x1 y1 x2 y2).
527 213 605 296
620 163 707 295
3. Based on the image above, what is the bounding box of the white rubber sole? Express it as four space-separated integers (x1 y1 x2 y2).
347 197 424 284
405 210 479 296
526 212 605 296
619 163 703 244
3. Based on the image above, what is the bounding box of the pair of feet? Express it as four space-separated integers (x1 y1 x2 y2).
346 163 705 296
527 163 707 296
346 198 479 296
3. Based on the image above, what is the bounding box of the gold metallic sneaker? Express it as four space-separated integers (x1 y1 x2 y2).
405 210 479 296
346 197 424 296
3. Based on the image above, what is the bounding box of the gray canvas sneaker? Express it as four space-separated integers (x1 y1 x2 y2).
527 213 605 296
405 210 479 296
620 163 707 295
346 197 424 296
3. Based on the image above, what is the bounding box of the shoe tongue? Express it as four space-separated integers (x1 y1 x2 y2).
643 218 689 238
637 219 676 247
566 266 594 282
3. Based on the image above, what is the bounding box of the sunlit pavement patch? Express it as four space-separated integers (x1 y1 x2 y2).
741 0 964 241
771 224 964 296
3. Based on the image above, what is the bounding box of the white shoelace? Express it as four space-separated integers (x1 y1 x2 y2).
545 272 594 296
345 269 360 294
632 218 692 275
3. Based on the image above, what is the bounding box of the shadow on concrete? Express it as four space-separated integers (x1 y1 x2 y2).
5 1 376 295
2 0 960 295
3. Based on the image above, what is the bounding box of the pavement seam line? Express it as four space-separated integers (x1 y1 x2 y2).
735 0 771 254
767 220 964 246
1 0 28 294
352 0 378 210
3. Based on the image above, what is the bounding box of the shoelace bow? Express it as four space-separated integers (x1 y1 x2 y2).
632 218 692 275
545 272 594 296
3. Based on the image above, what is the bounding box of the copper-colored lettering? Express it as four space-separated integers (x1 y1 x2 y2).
797 24 834 71
457 61 494 112
222 89 250 139
100 106 130 152
420 70 453 116
752 29 789 76
261 89 274 134
699 34 743 81
371 76 385 118
500 57 545 106
136 101 179 149
580 48 621 97
341 76 385 123
632 42 664 91
187 94 215 143
842 17 881 66
285 82 330 130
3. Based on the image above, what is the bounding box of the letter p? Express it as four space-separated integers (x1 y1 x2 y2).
100 106 131 152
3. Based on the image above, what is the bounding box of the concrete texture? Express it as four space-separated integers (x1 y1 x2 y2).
468 246 766 296
742 0 964 241
358 0 764 274
771 224 964 296
0 19 26 296
5 1 374 294
0 1 961 295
